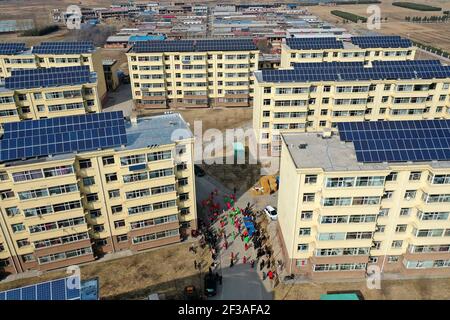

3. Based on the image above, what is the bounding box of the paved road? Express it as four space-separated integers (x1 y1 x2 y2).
195 174 274 300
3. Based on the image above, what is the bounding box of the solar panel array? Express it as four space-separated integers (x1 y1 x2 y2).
0 276 81 300
0 42 27 55
4 66 92 90
286 37 344 50
196 39 257 51
338 120 450 163
132 39 256 53
351 36 412 49
0 111 127 163
32 41 94 54
262 60 450 82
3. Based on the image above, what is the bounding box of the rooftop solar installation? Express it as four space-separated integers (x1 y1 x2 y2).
263 60 450 82
4 66 92 90
337 120 450 163
132 39 257 53
0 42 27 55
286 37 344 50
0 276 81 300
32 41 94 54
351 36 412 49
0 111 127 163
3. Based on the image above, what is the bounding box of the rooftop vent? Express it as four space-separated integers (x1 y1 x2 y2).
298 144 308 149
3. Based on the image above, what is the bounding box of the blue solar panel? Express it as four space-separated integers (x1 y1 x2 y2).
0 111 127 162
0 276 82 300
351 36 412 48
264 60 450 82
0 42 27 55
132 39 257 53
286 37 344 50
338 120 450 163
32 41 94 54
4 66 92 90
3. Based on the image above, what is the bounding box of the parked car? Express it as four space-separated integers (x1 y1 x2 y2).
204 274 217 297
264 205 278 220
194 165 206 177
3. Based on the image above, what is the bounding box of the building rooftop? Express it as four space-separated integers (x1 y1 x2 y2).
0 112 192 164
282 120 450 172
4 66 95 90
285 35 412 50
131 38 257 53
32 41 95 54
256 60 450 83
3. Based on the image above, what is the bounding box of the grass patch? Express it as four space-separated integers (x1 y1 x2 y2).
331 10 367 23
392 2 441 12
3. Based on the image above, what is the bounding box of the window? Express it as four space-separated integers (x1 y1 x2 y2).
299 228 311 236
304 175 317 184
301 211 313 220
378 208 389 217
102 156 115 166
86 193 99 203
263 110 270 117
6 207 20 217
386 172 398 181
90 209 101 218
178 178 189 187
180 193 189 201
1 189 15 200
17 239 30 248
302 193 315 202
22 254 35 262
105 173 118 183
12 223 25 233
264 87 271 94
114 220 126 229
372 241 381 250
83 176 95 186
409 172 422 181
108 190 120 199
93 225 105 233
297 244 309 251
395 224 407 233
388 256 400 263
382 191 394 200
400 208 411 216
391 240 403 249
404 190 417 200
111 205 123 214
263 99 271 106
79 159 92 169
368 257 378 264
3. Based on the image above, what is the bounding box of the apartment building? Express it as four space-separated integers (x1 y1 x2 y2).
0 66 101 124
0 111 197 275
277 120 450 279
253 60 450 154
0 42 107 103
280 36 415 68
127 39 259 109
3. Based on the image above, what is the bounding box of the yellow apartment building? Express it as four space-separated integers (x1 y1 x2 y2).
126 39 259 109
280 36 416 68
0 111 197 275
0 42 107 103
0 66 101 124
253 60 450 154
277 120 450 279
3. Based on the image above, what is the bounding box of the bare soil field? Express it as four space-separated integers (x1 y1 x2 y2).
0 242 212 300
275 277 450 300
308 0 450 52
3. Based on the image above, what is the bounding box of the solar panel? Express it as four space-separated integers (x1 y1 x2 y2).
0 111 127 162
263 60 450 82
0 42 27 55
0 276 81 300
32 41 94 54
286 37 344 50
337 120 450 163
351 36 412 49
4 66 92 90
132 39 257 53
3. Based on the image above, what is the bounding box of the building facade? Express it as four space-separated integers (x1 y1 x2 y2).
280 36 416 68
127 39 259 109
0 112 197 276
253 60 450 154
0 66 101 124
277 121 450 279
0 42 107 103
